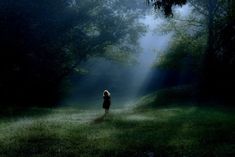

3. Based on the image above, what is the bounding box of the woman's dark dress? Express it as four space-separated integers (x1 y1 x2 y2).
103 95 111 109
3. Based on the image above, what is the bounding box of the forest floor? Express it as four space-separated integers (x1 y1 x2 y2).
0 96 235 157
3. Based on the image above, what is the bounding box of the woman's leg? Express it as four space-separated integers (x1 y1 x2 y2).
105 109 109 114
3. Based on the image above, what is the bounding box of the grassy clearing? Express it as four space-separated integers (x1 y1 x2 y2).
0 101 235 157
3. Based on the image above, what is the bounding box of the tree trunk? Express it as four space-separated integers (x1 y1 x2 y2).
200 0 218 99
207 0 217 53
201 0 235 102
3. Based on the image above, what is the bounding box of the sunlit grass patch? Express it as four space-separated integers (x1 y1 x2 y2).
125 114 155 121
0 101 235 157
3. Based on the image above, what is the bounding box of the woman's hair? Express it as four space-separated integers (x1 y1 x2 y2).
103 90 111 96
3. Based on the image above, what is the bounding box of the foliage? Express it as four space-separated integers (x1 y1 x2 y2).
146 0 187 16
194 0 235 100
136 85 196 108
150 6 207 89
148 0 235 101
155 34 206 70
0 0 146 106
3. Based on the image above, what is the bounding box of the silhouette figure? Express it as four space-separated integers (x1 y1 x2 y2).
103 90 111 114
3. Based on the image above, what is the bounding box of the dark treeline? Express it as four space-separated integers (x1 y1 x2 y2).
0 0 234 109
0 0 146 107
146 0 235 103
202 0 235 102
0 0 77 107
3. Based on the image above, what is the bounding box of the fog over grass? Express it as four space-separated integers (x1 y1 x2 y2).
1 101 234 157
62 17 171 108
62 5 192 109
0 1 234 156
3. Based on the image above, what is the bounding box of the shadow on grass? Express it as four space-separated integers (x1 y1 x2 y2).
93 114 106 124
1 106 235 157
106 111 191 156
106 107 235 157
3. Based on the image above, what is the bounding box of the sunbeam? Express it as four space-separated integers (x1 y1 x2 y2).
62 14 173 108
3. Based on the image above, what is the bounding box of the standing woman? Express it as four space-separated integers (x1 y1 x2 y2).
103 90 111 114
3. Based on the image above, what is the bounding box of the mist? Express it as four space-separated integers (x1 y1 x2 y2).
62 15 174 108
1 1 235 156
62 4 194 108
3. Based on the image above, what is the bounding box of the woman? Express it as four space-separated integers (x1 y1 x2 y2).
103 90 111 114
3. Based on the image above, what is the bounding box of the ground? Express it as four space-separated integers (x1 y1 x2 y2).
0 99 235 157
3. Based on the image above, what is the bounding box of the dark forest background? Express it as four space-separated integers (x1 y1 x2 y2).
0 0 234 109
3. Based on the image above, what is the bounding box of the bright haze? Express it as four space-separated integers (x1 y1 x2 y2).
62 5 191 109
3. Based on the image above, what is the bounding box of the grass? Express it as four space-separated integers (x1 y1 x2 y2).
0 97 235 157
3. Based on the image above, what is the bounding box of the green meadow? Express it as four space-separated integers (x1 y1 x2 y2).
0 95 235 157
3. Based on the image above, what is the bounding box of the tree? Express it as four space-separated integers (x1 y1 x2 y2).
192 0 235 100
0 0 146 107
148 0 235 101
152 6 207 89
146 0 187 16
